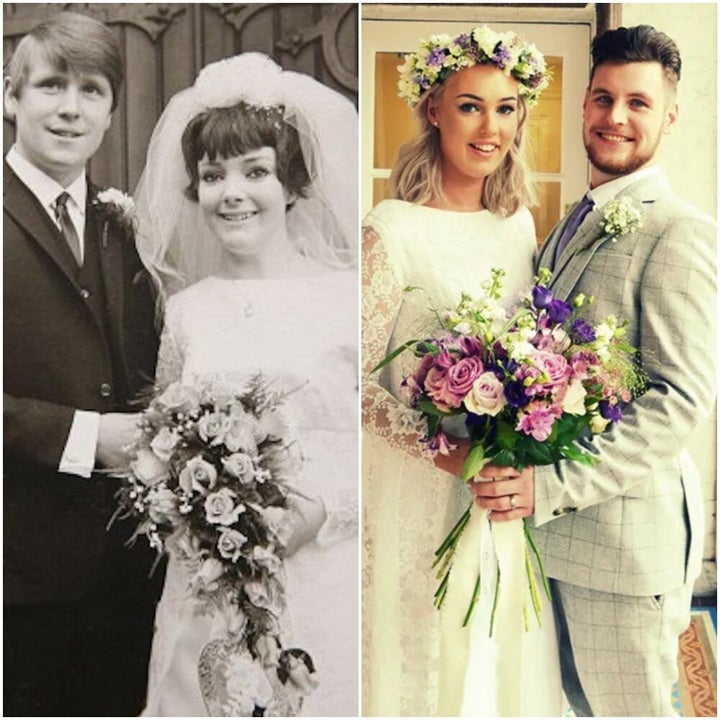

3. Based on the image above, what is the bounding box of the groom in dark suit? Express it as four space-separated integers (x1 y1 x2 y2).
3 12 162 716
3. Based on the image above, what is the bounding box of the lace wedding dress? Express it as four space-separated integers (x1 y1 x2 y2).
362 199 563 717
143 271 358 717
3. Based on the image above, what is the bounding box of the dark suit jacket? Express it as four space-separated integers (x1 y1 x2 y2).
3 160 162 605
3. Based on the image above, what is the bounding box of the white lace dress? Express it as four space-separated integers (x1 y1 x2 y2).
362 200 563 717
143 271 358 717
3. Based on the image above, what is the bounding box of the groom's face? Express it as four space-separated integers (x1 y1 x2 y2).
582 61 677 187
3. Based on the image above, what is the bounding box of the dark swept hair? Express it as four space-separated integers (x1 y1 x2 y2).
5 11 123 111
180 101 312 201
590 25 681 89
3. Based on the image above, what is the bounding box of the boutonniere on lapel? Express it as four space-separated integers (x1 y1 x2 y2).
92 187 138 246
599 196 644 242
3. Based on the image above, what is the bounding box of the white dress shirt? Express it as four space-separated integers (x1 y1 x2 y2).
587 164 663 208
6 145 99 478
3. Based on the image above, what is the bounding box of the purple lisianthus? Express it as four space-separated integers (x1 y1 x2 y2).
599 399 623 423
504 379 530 408
532 285 553 310
547 298 572 324
570 318 596 344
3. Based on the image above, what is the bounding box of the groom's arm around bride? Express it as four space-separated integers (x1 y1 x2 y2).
3 11 163 716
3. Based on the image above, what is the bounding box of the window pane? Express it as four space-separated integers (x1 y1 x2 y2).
528 56 563 174
374 52 417 169
373 177 391 207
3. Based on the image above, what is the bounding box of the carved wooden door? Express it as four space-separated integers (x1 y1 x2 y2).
3 3 358 191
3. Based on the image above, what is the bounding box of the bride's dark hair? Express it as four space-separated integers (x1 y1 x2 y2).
180 101 311 201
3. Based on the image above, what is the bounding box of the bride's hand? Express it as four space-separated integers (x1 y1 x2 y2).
432 435 472 477
282 494 327 558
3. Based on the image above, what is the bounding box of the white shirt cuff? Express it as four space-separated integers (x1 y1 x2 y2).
59 410 100 478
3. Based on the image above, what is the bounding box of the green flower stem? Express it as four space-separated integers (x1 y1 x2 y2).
433 505 471 562
523 519 551 600
525 542 543 628
461 574 481 627
488 567 501 638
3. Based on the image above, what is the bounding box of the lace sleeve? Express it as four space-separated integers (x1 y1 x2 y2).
155 298 184 387
362 223 427 457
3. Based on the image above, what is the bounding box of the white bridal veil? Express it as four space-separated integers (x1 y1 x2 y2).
135 53 358 299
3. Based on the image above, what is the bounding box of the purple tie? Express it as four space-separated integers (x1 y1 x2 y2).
554 194 594 264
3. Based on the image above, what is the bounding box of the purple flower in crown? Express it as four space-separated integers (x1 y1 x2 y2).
427 48 447 67
570 318 596 344
599 399 623 423
547 298 572 324
492 45 512 67
455 33 472 49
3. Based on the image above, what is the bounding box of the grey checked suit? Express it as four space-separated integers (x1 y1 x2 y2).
530 169 716 716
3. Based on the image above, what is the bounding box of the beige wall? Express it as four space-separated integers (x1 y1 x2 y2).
623 3 717 593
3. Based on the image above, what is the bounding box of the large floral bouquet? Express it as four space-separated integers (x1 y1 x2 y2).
112 375 317 716
375 268 645 630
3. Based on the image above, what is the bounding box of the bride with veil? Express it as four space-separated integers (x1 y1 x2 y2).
134 53 358 716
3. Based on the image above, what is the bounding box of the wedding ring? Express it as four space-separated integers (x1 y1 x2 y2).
509 494 518 510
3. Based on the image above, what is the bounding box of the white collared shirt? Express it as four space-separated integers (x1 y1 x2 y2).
6 145 88 262
6 145 99 478
587 165 663 210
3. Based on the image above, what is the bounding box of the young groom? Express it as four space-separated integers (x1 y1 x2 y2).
473 25 716 716
3 12 162 716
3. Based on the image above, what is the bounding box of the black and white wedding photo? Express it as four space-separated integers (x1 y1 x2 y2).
3 3 358 716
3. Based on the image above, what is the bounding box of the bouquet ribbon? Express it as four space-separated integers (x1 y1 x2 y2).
437 504 526 716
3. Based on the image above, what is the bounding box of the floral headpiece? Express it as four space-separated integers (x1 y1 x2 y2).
397 25 551 108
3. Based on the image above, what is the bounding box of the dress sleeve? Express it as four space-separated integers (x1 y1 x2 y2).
155 296 185 388
361 220 428 458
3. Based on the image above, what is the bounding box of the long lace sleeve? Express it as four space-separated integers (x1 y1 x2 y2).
362 223 427 457
155 297 184 388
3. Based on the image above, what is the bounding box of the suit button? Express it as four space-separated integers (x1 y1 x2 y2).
99 382 112 397
80 288 91 299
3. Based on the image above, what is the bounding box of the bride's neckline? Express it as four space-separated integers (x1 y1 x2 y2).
392 199 490 216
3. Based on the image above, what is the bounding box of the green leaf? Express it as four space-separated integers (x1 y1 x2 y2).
369 339 419 374
495 421 518 450
492 449 516 467
462 444 487 480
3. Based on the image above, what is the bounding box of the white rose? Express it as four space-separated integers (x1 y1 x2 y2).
204 488 245 525
464 372 507 416
178 455 217 495
221 452 256 482
149 426 180 462
131 447 170 486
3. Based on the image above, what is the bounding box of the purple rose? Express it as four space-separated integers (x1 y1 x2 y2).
532 285 554 309
547 299 572 324
570 318 596 344
599 399 623 423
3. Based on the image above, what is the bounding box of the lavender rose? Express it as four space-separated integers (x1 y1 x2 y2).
533 350 571 390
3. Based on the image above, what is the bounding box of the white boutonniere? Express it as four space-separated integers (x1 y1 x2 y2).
93 188 138 240
599 197 643 241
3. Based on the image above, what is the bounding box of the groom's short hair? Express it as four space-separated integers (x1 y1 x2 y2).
5 11 123 110
590 25 681 90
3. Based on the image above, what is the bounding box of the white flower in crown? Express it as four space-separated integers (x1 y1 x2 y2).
599 197 644 240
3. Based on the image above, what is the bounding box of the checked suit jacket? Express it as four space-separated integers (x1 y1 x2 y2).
3 160 161 606
530 169 717 597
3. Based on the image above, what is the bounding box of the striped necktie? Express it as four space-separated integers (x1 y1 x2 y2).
54 192 82 265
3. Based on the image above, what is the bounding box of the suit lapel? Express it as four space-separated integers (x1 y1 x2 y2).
547 172 668 297
3 162 81 286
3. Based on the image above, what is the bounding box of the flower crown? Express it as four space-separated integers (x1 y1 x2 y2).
397 25 551 108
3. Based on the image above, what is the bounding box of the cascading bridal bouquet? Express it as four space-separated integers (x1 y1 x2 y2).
111 375 318 716
373 268 646 633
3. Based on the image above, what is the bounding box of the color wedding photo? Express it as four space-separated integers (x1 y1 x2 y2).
3 3 358 717
361 2 716 718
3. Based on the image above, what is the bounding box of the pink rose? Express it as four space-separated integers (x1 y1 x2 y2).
533 351 570 390
465 371 506 416
425 355 483 410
